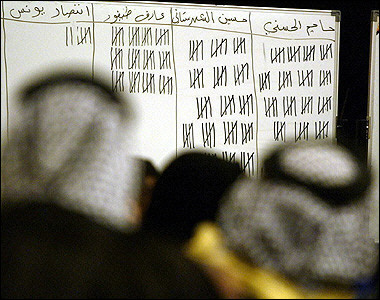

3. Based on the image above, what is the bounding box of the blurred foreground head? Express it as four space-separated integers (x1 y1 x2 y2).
218 142 378 289
2 73 141 231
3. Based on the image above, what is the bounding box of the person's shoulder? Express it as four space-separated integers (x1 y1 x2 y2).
2 200 99 227
121 229 221 299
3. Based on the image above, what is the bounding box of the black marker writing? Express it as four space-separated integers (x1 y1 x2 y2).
283 96 297 117
108 6 132 24
213 66 227 88
233 37 246 54
240 152 255 177
110 47 123 70
259 71 270 92
320 43 333 60
263 19 302 35
239 94 254 116
189 68 204 89
202 122 216 148
271 47 286 64
65 26 92 46
197 96 212 119
211 38 228 58
317 96 332 114
158 51 171 69
264 97 278 118
112 26 125 47
315 121 329 139
278 71 292 91
297 69 313 87
158 75 173 95
220 95 236 117
128 49 141 69
319 70 332 86
129 27 140 46
142 50 155 70
217 14 248 25
295 122 309 142
234 63 249 86
241 122 254 144
303 45 315 62
274 121 286 142
141 72 155 93
141 28 153 46
112 71 125 92
135 10 165 23
155 28 169 46
52 4 90 19
183 123 195 148
189 40 204 61
301 96 313 114
172 10 215 26
287 46 301 62
223 121 238 145
129 71 140 93
222 151 236 164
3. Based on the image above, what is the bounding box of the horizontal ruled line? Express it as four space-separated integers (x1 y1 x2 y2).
0 17 336 42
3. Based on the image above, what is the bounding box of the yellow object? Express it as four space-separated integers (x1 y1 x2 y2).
185 222 354 299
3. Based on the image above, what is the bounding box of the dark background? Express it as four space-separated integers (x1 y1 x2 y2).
167 0 379 161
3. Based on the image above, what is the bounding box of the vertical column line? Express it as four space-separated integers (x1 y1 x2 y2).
248 12 260 177
333 18 340 144
91 3 95 80
1 1 9 145
170 8 178 157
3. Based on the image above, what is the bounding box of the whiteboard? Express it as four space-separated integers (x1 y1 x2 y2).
1 1 340 175
368 10 379 242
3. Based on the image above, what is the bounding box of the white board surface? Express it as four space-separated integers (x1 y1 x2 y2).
1 1 340 174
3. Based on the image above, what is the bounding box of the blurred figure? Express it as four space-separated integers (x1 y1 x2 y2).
1 73 143 231
142 151 244 244
132 158 161 225
187 142 379 299
1 73 220 298
1 201 219 299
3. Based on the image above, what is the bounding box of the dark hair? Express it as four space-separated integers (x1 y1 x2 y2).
142 159 161 179
142 152 243 243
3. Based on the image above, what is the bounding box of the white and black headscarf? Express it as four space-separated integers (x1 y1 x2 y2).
2 73 142 232
218 142 378 288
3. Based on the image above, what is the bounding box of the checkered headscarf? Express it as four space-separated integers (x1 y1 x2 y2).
217 142 378 287
1 73 142 231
